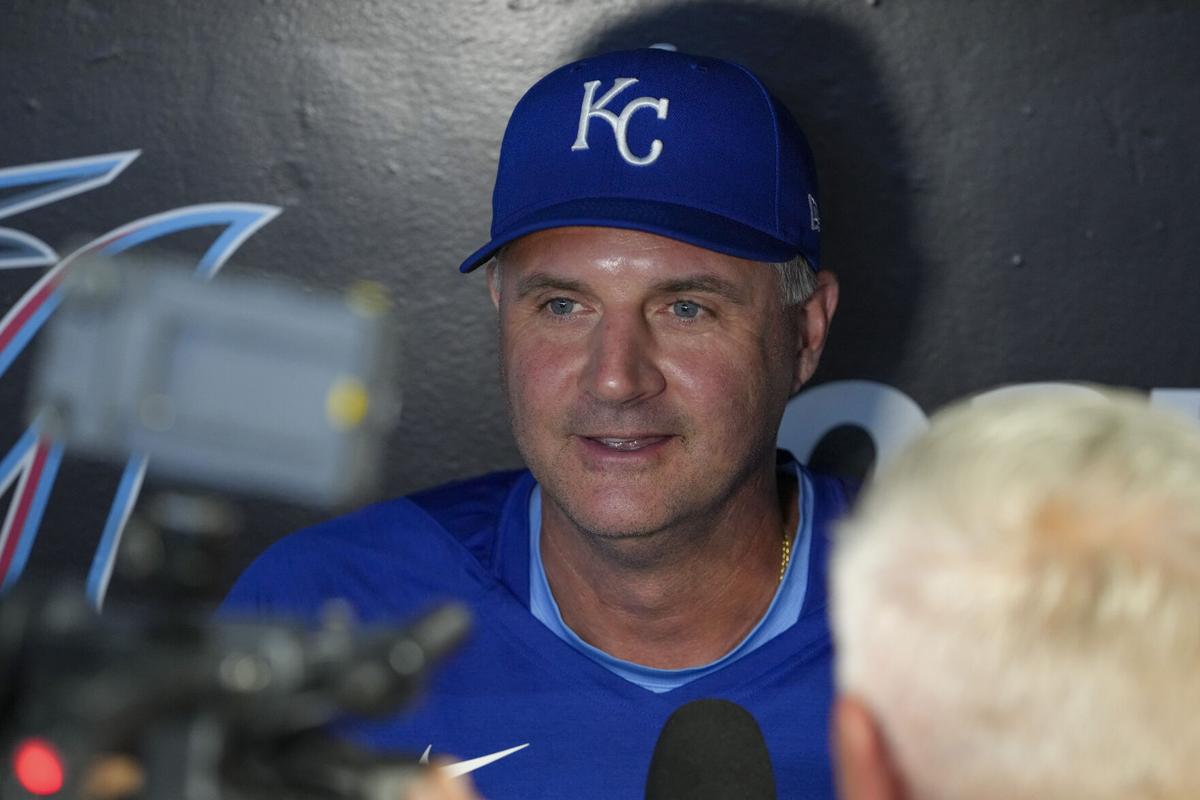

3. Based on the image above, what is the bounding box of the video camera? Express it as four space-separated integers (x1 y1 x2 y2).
0 584 469 800
1 251 467 800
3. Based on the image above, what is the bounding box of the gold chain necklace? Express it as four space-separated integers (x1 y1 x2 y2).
779 533 792 583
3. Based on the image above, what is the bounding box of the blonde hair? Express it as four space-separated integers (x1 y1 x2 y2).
832 389 1200 800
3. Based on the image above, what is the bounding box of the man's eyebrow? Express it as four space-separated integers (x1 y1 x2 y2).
653 274 747 303
515 272 590 299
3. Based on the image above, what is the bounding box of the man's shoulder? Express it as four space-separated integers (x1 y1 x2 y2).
407 468 533 569
805 467 860 514
782 449 860 514
407 468 530 531
222 469 532 621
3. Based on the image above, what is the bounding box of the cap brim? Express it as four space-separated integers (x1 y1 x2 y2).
458 198 804 273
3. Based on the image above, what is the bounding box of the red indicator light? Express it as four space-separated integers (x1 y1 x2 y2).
12 737 65 795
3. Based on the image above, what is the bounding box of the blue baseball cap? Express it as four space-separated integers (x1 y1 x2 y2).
458 47 821 273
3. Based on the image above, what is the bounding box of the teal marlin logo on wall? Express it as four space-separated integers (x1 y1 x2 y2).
0 151 280 607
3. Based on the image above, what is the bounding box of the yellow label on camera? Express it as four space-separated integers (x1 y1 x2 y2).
326 378 369 430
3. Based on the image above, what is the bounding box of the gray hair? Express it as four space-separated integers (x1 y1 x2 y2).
774 254 818 306
832 389 1200 800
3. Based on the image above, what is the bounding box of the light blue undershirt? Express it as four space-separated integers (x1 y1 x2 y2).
528 462 814 693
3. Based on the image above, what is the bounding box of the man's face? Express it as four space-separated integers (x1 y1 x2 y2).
491 226 834 540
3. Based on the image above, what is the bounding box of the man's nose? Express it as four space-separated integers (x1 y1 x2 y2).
579 310 667 405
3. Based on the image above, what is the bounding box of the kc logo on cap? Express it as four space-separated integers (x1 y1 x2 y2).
571 78 670 167
459 48 822 274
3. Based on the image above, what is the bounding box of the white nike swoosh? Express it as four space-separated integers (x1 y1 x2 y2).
419 743 530 778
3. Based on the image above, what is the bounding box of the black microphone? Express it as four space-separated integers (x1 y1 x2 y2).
644 698 777 800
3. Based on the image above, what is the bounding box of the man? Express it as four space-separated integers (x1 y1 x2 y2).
225 46 848 798
831 390 1200 800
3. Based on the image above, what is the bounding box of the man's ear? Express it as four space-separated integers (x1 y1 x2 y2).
833 694 909 800
486 261 502 310
792 269 839 393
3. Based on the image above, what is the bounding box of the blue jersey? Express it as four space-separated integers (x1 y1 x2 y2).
222 459 853 799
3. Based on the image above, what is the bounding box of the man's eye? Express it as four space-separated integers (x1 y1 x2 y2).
546 298 578 316
671 300 701 320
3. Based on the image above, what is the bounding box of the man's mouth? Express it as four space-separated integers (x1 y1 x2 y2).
585 435 669 451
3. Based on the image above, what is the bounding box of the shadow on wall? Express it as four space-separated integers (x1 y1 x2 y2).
581 3 924 392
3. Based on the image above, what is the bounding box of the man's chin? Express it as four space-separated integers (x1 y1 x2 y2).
549 482 684 540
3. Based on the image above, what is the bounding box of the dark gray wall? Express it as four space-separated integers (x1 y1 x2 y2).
2 0 1198 593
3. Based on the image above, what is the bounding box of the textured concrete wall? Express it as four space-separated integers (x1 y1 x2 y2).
2 0 1198 587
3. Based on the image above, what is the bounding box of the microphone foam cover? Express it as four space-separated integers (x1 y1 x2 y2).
645 698 777 800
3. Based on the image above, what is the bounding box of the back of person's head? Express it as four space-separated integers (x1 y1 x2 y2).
831 389 1200 800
